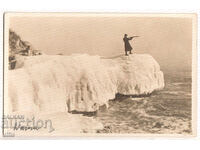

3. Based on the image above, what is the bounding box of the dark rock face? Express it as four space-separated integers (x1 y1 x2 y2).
9 29 31 69
8 29 43 70
9 29 32 55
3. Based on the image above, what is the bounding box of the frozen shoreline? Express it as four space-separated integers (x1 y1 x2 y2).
6 53 165 135
8 53 164 114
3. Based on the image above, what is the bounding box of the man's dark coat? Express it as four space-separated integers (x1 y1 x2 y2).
123 37 133 51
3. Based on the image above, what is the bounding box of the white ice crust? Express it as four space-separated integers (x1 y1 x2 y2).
8 54 164 114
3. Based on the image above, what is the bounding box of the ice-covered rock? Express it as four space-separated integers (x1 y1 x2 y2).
8 54 164 114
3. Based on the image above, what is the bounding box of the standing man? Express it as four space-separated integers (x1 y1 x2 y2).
123 34 139 56
123 34 133 56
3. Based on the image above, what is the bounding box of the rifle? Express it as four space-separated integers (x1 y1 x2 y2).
129 36 139 40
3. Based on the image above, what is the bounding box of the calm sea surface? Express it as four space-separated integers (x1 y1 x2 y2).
96 70 192 134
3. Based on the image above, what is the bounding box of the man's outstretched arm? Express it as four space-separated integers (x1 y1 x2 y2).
128 36 140 40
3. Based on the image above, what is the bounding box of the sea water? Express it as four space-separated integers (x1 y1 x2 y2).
96 70 192 134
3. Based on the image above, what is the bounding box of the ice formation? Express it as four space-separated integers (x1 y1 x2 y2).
8 54 164 114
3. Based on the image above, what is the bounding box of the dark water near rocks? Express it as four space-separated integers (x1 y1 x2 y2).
96 70 192 134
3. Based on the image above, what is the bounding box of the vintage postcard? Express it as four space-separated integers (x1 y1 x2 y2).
3 13 197 137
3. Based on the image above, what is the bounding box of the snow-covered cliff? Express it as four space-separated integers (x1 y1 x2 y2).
8 54 164 114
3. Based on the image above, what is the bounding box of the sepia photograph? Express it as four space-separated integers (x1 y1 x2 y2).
3 13 197 137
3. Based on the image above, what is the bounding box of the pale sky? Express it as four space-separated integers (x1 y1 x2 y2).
9 14 192 71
